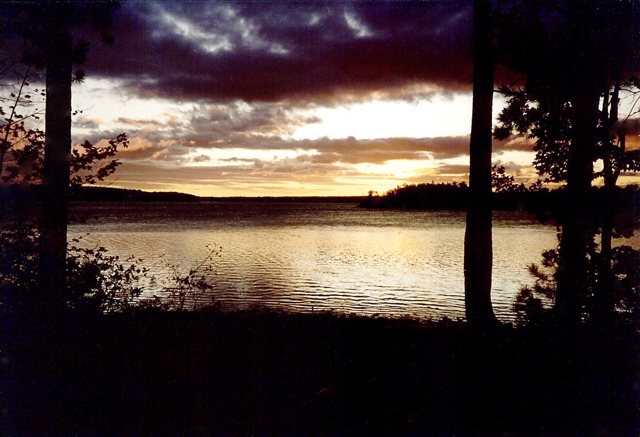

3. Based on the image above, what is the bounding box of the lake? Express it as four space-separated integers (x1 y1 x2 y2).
69 201 561 321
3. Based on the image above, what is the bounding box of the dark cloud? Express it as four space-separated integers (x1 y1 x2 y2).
107 159 364 194
117 116 181 128
289 136 515 164
106 132 527 172
74 117 101 130
494 136 536 153
96 130 537 195
82 1 473 104
434 163 470 175
491 160 530 173
183 101 322 139
184 154 210 164
305 136 468 163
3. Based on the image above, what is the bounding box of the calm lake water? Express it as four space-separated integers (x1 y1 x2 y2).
69 201 562 321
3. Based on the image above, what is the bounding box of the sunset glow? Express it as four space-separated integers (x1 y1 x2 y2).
9 1 639 196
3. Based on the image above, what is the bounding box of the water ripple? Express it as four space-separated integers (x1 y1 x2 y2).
69 202 571 321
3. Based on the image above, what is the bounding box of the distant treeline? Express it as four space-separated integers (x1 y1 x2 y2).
71 186 201 202
359 182 639 215
0 184 367 204
0 184 201 203
200 195 368 204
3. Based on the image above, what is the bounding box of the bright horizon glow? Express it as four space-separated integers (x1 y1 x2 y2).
62 79 640 197
290 94 473 140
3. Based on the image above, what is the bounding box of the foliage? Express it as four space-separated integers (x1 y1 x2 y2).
145 244 222 311
494 87 574 183
0 69 129 185
0 219 142 314
0 71 140 313
492 0 640 184
1 126 45 184
493 1 640 187
1 220 221 315
0 2 120 82
491 164 544 193
0 66 212 315
66 236 147 314
608 245 640 314
0 221 41 303
0 1 219 317
493 1 640 325
491 164 516 192
362 177 553 211
514 244 640 326
66 239 222 314
0 66 45 175
70 134 129 185
494 85 640 184
362 182 469 210
497 80 640 325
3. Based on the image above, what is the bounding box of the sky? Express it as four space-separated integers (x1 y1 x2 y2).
10 1 640 196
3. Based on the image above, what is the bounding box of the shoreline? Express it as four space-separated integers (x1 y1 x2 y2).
5 306 638 435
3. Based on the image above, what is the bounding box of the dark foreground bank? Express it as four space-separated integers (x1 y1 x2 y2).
4 308 638 436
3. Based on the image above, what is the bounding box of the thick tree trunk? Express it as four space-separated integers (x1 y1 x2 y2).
41 12 73 309
464 0 498 328
555 2 603 328
555 89 599 327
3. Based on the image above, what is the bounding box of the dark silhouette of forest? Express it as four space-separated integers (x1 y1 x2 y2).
360 180 639 216
1 183 368 203
1 0 639 435
360 182 470 209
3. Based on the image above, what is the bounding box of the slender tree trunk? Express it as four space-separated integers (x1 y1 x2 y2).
598 79 621 318
41 10 73 310
464 0 498 328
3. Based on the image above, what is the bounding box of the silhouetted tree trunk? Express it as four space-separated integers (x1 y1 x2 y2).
1 2 118 311
597 79 621 318
41 8 73 309
554 3 604 328
464 0 498 328
555 94 598 327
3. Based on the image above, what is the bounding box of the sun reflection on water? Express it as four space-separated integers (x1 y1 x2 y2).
70 202 574 320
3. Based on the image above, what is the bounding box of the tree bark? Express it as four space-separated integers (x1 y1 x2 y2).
464 0 498 329
555 2 603 328
41 9 73 309
555 91 600 327
597 79 621 318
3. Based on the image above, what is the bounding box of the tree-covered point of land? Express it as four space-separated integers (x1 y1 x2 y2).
360 182 470 210
359 176 588 213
